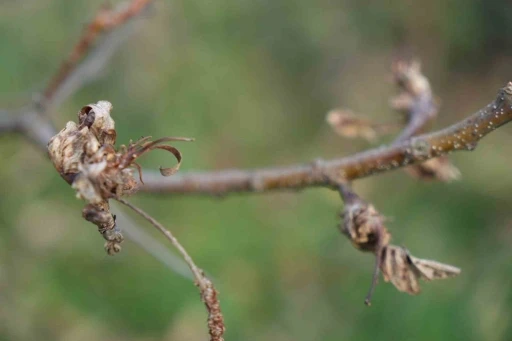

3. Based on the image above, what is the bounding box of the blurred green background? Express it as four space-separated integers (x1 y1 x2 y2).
2 0 512 340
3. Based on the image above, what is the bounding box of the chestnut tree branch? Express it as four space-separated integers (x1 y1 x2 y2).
139 83 512 195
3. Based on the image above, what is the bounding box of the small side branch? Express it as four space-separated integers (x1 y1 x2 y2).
42 0 153 105
116 198 225 341
139 83 512 195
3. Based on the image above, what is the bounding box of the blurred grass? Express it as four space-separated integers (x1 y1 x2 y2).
1 0 512 340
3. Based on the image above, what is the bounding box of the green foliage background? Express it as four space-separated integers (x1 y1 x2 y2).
1 1 512 340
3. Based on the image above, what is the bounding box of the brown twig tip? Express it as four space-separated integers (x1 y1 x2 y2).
506 82 512 94
200 277 226 341
390 58 461 182
115 198 225 341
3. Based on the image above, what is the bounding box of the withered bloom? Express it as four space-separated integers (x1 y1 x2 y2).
48 101 192 254
338 184 460 305
339 184 390 253
326 109 399 142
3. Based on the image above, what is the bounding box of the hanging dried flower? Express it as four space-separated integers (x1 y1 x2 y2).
338 184 460 305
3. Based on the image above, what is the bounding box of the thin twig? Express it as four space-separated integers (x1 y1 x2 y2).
115 197 225 341
0 110 19 133
111 205 194 280
42 0 153 106
390 60 437 144
138 82 512 195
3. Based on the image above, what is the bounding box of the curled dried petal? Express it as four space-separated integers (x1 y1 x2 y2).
119 136 193 178
155 145 183 176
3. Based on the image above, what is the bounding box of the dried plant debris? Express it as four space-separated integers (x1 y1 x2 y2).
404 156 461 182
391 59 432 101
338 184 460 305
48 101 192 254
326 109 399 142
379 245 461 295
390 59 461 181
200 276 226 341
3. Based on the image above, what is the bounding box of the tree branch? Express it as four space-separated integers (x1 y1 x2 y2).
42 0 153 107
139 83 512 195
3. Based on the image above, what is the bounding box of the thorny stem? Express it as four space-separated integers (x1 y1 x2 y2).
139 82 512 195
115 197 226 341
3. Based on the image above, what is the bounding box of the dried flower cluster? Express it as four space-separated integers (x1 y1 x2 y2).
327 60 460 182
339 184 461 305
47 101 191 254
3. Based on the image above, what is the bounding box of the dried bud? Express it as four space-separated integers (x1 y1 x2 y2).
341 202 391 253
338 184 391 305
326 109 400 142
47 121 95 184
48 101 192 254
391 59 431 98
339 185 390 253
405 157 461 182
327 109 378 142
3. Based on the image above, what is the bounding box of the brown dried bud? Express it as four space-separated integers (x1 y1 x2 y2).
391 60 431 98
338 184 391 305
405 157 460 182
326 109 401 142
339 185 390 253
327 109 378 142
